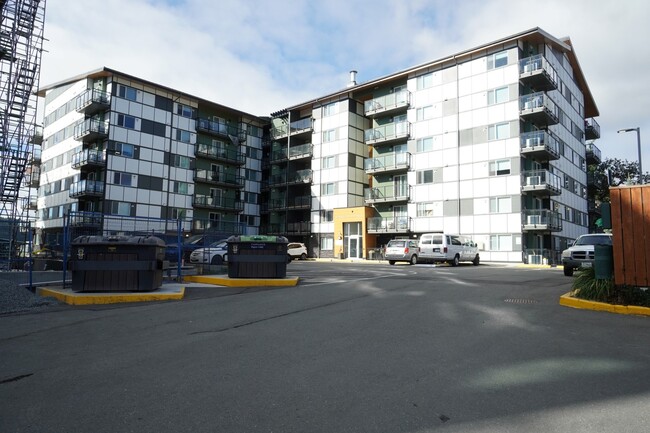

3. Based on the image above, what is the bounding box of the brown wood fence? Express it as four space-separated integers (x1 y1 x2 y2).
610 185 650 287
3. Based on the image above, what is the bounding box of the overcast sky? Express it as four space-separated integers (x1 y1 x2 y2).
41 0 650 170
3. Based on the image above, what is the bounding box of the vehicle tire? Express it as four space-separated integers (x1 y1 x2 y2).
472 255 480 266
563 266 574 277
211 255 223 265
300 253 307 260
287 255 293 263
389 260 396 265
410 255 417 265
450 255 460 267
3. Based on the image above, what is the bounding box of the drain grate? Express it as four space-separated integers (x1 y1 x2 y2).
504 298 538 304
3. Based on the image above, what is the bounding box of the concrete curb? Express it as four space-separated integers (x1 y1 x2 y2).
184 275 299 287
37 286 185 306
559 292 650 317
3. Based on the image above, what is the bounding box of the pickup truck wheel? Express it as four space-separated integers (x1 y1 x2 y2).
563 266 574 276
449 255 460 267
472 255 480 266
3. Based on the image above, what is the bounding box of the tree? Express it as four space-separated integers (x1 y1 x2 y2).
591 158 649 203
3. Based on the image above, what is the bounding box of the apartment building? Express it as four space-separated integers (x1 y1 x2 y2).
35 68 265 247
263 28 601 263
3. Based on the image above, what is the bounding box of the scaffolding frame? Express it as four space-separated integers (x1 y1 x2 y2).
0 0 46 269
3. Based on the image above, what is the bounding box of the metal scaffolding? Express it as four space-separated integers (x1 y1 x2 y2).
0 0 46 268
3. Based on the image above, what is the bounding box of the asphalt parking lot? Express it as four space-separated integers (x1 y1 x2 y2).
1 261 649 432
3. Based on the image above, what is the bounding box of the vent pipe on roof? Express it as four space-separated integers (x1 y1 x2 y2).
347 70 357 88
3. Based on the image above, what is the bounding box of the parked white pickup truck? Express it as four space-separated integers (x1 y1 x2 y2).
561 233 612 276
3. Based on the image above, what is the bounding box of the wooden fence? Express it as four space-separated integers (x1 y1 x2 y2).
610 185 650 287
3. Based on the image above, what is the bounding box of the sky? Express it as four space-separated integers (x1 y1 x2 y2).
40 0 650 170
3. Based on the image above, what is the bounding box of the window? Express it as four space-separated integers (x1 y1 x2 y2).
245 169 260 181
323 129 336 142
489 159 511 176
174 181 189 194
416 105 433 121
115 142 135 158
488 86 509 105
323 102 337 116
490 196 512 213
488 122 510 140
113 172 134 186
322 156 336 169
176 129 191 143
174 155 191 169
320 209 333 222
322 182 336 195
176 104 194 118
321 236 334 251
416 137 433 152
416 169 434 184
416 72 433 90
243 191 258 204
488 51 508 69
490 234 511 251
117 114 136 129
169 208 185 220
111 201 132 216
417 202 435 217
118 85 137 101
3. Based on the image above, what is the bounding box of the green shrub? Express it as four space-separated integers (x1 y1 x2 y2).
572 267 613 302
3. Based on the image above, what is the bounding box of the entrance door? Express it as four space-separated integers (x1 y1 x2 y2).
344 222 362 259
394 174 407 198
393 205 407 230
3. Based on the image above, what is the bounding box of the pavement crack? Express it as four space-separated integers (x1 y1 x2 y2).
0 373 33 385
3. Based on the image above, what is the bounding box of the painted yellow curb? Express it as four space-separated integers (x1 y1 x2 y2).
38 287 185 306
559 292 650 317
184 275 299 287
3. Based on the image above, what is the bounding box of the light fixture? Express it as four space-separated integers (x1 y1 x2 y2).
617 127 643 184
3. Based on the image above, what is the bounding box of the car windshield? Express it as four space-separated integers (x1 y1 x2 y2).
574 235 612 246
208 241 226 248
387 240 406 247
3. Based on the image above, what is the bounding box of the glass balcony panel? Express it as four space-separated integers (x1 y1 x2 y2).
522 209 562 232
364 185 410 203
364 121 410 145
364 152 410 174
519 54 558 91
364 90 411 117
521 169 562 195
519 92 559 126
520 131 560 161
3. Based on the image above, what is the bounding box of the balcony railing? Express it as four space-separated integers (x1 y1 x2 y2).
364 90 411 117
27 197 38 210
193 169 244 188
72 149 107 169
520 130 560 161
522 209 562 232
287 221 311 234
192 219 244 234
270 148 288 162
521 169 562 196
271 117 313 139
196 118 245 141
365 121 410 146
289 143 313 160
195 143 245 165
367 216 411 233
76 88 111 115
519 92 559 126
289 169 312 185
192 194 243 212
74 119 109 141
69 179 104 198
519 54 558 91
586 142 602 164
31 125 43 145
364 152 410 174
364 185 410 203
524 248 560 266
28 170 40 187
585 118 601 140
287 195 311 209
268 198 286 210
32 145 41 164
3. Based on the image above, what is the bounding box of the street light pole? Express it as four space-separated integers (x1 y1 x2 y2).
617 127 644 184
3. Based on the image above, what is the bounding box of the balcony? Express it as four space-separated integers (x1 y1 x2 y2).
286 195 311 209
196 118 246 142
31 125 43 145
364 89 411 118
522 209 562 232
262 223 286 235
586 142 601 165
28 169 40 187
585 118 600 140
69 211 103 228
367 216 411 233
364 185 410 204
268 198 286 210
364 152 410 174
520 131 560 161
192 194 243 212
72 149 106 169
519 55 558 91
288 169 312 185
270 148 288 163
69 179 104 198
192 219 244 234
27 197 37 210
289 143 313 160
76 89 110 115
287 221 311 235
31 144 41 164
521 170 562 196
365 121 410 146
74 119 108 142
519 92 559 126
271 117 312 139
193 169 244 189
195 143 245 165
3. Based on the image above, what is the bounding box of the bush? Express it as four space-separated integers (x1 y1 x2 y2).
572 267 650 307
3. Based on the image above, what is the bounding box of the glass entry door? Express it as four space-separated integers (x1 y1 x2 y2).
344 222 362 259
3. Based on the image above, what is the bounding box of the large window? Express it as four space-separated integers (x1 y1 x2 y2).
174 181 189 194
488 122 510 141
416 72 433 90
487 51 508 70
323 129 336 143
323 102 337 116
416 105 433 121
416 137 434 152
321 236 334 251
115 142 135 158
320 209 333 222
117 114 136 129
322 183 336 195
176 103 194 118
417 202 439 217
322 155 336 169
173 155 191 169
488 86 509 105
176 129 191 143
118 85 137 101
490 196 512 213
416 169 434 184
490 234 511 251
111 201 132 216
113 172 134 186
489 159 511 176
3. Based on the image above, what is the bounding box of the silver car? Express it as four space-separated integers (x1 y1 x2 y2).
384 239 419 265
